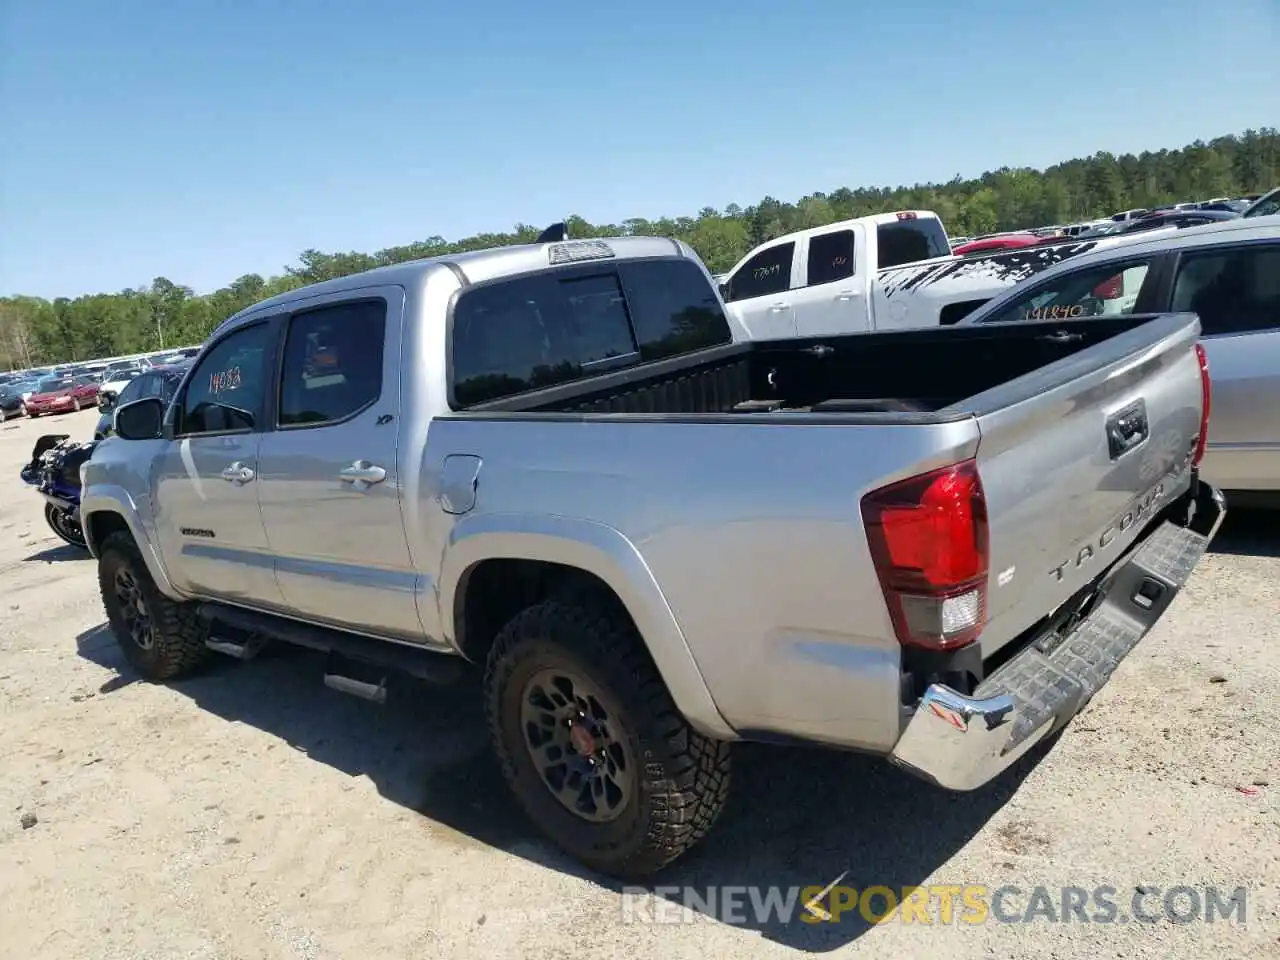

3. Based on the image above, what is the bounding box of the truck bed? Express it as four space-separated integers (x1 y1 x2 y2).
477 313 1186 418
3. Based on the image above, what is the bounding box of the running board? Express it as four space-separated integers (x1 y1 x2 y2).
195 602 465 688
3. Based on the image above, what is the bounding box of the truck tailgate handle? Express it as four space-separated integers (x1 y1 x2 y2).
1107 401 1149 459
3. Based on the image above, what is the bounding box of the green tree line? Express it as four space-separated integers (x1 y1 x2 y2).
3 128 1277 369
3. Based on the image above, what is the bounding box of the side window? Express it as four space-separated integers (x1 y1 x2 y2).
451 272 639 407
806 231 855 286
619 259 733 360
279 300 386 427
1171 245 1280 336
176 322 273 436
725 242 794 302
977 260 1155 324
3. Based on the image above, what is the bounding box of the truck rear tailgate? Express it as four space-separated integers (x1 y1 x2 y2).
963 314 1207 658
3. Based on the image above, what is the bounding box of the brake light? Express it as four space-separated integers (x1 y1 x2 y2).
1192 342 1211 467
861 459 989 651
896 211 919 221
1092 274 1124 300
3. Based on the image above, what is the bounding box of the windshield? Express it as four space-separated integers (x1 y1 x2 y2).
37 377 73 392
1243 188 1280 218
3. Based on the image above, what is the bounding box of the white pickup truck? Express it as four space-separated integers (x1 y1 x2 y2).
719 210 1134 338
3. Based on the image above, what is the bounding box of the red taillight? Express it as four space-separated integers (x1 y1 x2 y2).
1192 342 1211 467
861 459 989 652
1092 274 1124 300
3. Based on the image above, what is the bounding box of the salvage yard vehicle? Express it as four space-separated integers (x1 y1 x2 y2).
960 217 1280 502
82 234 1223 879
717 210 1171 337
23 374 101 417
94 361 192 440
20 434 98 547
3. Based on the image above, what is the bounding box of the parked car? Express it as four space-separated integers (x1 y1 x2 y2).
1241 186 1279 219
952 233 1042 256
96 364 146 412
23 374 101 417
84 232 1221 878
959 217 1280 502
94 362 191 439
0 383 26 421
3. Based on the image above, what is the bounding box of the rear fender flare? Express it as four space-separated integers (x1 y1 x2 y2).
438 513 735 740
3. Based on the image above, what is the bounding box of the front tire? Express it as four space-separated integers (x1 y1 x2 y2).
98 530 210 681
485 597 731 879
72 398 81 412
44 503 88 548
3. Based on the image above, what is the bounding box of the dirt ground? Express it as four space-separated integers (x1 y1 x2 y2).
1 407 1277 960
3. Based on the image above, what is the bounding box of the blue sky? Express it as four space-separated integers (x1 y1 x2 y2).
2 0 1277 299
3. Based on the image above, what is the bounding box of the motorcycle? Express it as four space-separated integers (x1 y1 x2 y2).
19 433 99 549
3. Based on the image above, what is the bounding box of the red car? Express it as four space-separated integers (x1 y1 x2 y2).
24 374 100 417
952 233 1042 256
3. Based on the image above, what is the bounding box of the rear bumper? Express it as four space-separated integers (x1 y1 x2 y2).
889 479 1226 791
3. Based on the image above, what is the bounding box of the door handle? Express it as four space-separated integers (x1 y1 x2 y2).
1039 329 1084 343
220 462 255 484
834 291 859 301
767 303 789 313
338 460 387 491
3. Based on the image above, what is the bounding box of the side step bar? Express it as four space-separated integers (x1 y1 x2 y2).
195 602 466 695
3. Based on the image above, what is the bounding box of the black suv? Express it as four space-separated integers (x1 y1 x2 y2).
94 363 191 439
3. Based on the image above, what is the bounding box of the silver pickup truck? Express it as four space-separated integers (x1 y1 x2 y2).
82 235 1224 879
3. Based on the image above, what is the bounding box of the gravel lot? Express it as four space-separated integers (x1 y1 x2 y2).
1 408 1277 960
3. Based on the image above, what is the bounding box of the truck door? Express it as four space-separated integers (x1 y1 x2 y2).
790 226 871 337
721 240 800 339
253 287 424 642
152 318 286 606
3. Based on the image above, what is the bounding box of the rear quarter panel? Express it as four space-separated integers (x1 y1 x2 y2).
422 414 980 752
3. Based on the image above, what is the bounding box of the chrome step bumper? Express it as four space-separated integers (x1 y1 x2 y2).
889 481 1226 791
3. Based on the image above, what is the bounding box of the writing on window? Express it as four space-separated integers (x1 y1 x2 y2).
209 366 243 394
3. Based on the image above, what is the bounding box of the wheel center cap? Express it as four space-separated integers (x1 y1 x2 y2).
569 723 596 756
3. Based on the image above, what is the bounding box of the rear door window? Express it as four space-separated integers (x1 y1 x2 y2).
618 259 733 360
724 242 794 302
805 230 855 286
1170 244 1280 335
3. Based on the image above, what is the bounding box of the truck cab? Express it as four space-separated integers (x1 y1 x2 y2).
719 211 953 338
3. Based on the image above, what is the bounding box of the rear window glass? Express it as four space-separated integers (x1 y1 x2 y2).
451 258 731 406
618 259 732 360
451 270 639 407
877 218 950 269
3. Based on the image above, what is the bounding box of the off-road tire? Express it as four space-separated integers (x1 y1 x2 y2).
98 530 210 681
485 597 731 879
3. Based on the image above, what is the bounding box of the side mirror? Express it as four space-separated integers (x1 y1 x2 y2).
114 397 165 440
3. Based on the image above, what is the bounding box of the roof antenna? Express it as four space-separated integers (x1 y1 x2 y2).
537 221 569 243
